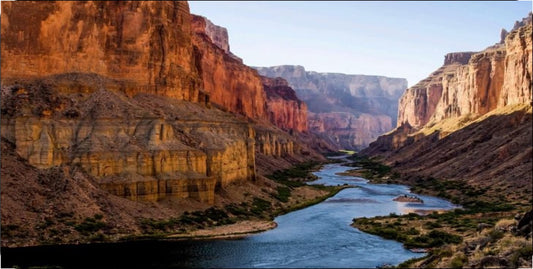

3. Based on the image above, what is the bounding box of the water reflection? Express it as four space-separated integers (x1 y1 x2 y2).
2 163 458 269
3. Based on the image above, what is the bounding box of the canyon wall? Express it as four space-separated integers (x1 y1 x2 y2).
255 65 407 149
363 16 532 195
261 76 308 133
0 1 262 204
191 14 267 120
0 1 322 207
397 16 532 129
1 1 204 102
0 77 257 204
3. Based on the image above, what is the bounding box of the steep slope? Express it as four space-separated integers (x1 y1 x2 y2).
190 14 327 169
0 1 255 204
1 1 203 102
364 16 532 202
397 15 532 129
255 65 407 149
191 14 267 120
0 1 327 247
261 76 308 133
361 16 532 268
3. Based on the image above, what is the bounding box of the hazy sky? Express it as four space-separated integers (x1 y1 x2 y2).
189 1 531 87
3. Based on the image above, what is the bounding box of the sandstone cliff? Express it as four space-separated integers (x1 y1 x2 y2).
0 1 329 248
255 65 407 149
0 1 261 205
363 17 532 199
261 76 308 132
1 1 204 103
397 18 532 129
191 14 267 120
0 75 257 203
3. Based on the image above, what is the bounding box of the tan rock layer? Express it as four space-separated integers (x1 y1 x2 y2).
398 22 532 129
1 115 256 204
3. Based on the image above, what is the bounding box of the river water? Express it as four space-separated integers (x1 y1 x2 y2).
2 162 457 268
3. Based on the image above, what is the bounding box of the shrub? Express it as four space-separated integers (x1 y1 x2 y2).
225 204 250 216
406 227 420 235
274 186 291 202
428 230 462 245
251 198 271 216
74 217 107 235
449 253 467 269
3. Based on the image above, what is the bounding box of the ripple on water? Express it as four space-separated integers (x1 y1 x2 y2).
3 162 457 269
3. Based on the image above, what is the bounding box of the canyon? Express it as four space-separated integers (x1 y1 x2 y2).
362 14 532 268
0 1 325 247
255 65 407 150
1 4 530 268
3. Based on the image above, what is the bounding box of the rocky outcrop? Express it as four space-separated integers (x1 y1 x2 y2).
363 16 532 204
1 1 204 103
0 1 323 206
261 76 308 132
255 65 407 149
191 15 242 63
308 112 392 150
500 20 533 107
0 77 257 203
444 52 476 65
397 19 532 129
191 15 267 120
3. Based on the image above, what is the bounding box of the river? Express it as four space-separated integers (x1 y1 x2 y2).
2 162 457 268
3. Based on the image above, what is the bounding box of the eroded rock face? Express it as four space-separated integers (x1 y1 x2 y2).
500 21 533 107
191 14 242 62
398 20 532 129
0 1 322 206
261 76 308 132
255 65 407 149
363 18 532 205
191 15 266 120
1 1 204 102
308 112 392 150
0 78 257 203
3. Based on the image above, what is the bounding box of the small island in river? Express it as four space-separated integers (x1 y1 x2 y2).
393 194 424 203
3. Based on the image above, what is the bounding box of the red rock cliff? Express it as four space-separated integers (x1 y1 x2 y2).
261 76 308 132
398 20 532 129
1 1 205 102
191 14 267 120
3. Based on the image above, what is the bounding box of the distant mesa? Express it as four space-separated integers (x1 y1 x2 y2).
255 65 408 150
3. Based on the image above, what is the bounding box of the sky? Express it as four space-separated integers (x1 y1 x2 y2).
189 1 532 87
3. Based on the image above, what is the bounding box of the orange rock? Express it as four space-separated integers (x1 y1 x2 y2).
397 22 532 129
1 1 202 102
191 15 267 120
261 76 308 132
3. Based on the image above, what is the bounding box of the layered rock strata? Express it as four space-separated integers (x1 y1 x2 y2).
397 19 532 129
255 65 407 149
191 14 267 120
0 1 321 205
363 17 532 200
261 76 308 132
0 77 256 203
1 1 204 103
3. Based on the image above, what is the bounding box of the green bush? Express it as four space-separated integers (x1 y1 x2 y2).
74 216 107 235
274 186 291 202
449 254 467 269
428 230 462 245
251 198 271 216
406 227 420 235
225 204 250 217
